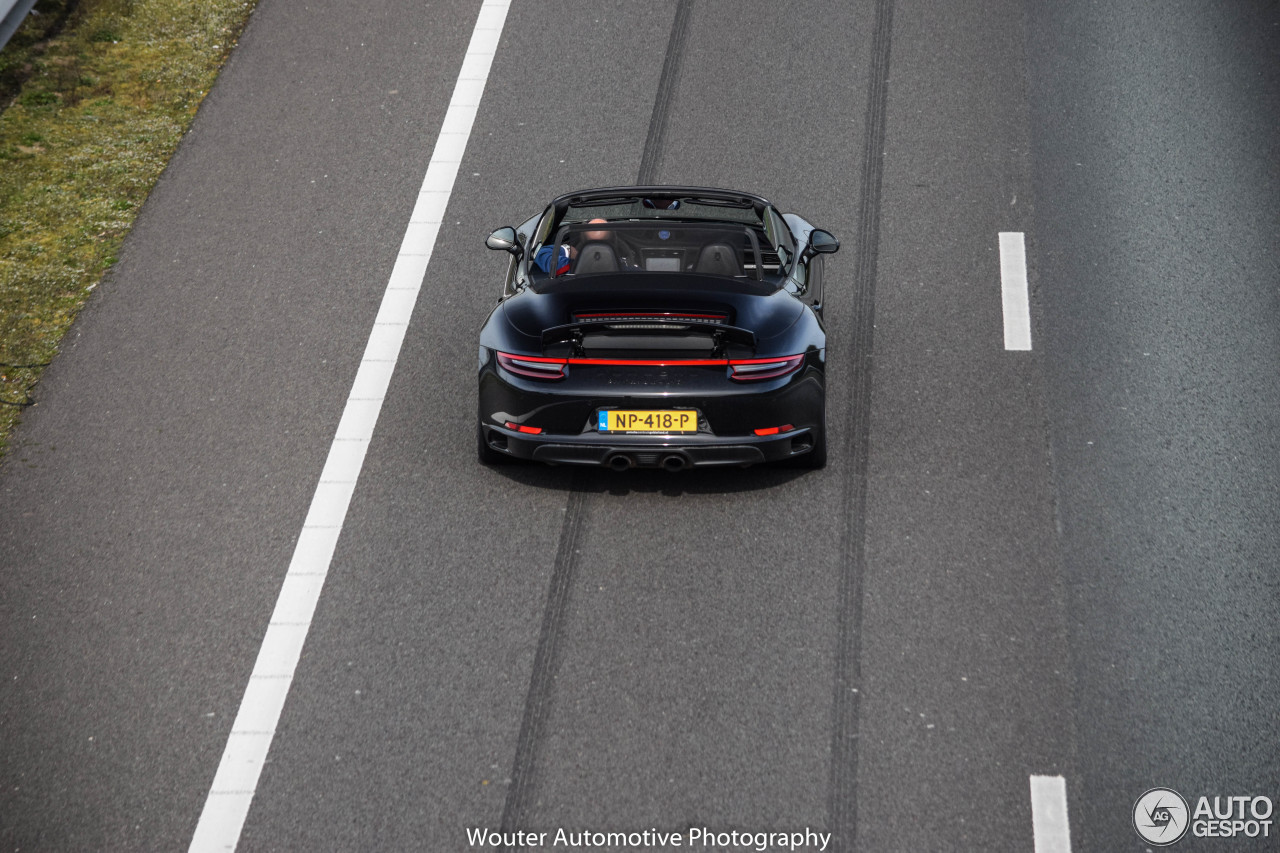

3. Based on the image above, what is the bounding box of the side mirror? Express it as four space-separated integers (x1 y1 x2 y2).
805 229 840 257
486 226 522 257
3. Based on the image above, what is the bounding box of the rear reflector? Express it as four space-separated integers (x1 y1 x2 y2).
753 424 796 436
497 352 567 380
504 421 543 435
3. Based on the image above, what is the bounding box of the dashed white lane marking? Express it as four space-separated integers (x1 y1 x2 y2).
1030 774 1073 853
188 2 511 850
1000 231 1032 350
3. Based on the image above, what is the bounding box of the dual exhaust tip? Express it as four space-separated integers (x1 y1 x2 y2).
606 453 688 472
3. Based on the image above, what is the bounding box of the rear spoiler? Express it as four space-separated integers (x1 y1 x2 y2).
541 319 756 354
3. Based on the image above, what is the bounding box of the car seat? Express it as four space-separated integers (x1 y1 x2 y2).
574 243 619 274
694 243 742 277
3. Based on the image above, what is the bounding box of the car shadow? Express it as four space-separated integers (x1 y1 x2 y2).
484 461 812 496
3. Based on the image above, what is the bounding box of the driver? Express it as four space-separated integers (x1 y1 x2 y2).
533 218 639 274
577 220 641 269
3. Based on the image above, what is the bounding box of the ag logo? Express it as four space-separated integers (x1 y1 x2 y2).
1134 788 1190 845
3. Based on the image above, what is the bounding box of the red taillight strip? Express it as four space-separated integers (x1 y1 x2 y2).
497 352 806 377
560 355 805 368
566 357 728 366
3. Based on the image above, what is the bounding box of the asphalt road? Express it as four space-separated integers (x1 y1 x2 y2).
1 1 1277 851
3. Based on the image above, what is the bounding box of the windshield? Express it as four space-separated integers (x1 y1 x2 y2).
563 196 763 227
543 221 764 281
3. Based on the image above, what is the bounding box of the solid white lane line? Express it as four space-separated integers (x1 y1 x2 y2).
1030 775 1072 853
188 3 511 850
999 231 1032 350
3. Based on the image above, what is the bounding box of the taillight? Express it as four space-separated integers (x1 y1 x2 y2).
497 352 567 380
728 354 805 381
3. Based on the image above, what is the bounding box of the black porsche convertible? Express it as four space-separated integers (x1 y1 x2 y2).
477 186 838 470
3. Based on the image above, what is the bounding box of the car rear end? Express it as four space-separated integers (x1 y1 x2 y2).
478 297 825 469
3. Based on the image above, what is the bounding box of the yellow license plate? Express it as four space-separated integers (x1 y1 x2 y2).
598 410 697 433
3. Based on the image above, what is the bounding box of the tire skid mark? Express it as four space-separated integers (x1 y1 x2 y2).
637 0 692 185
827 0 893 850
497 4 693 844
499 482 587 842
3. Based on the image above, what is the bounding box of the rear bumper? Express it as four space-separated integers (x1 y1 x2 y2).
480 423 818 469
477 351 825 469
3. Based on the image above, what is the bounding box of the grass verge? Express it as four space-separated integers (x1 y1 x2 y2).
0 0 257 457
